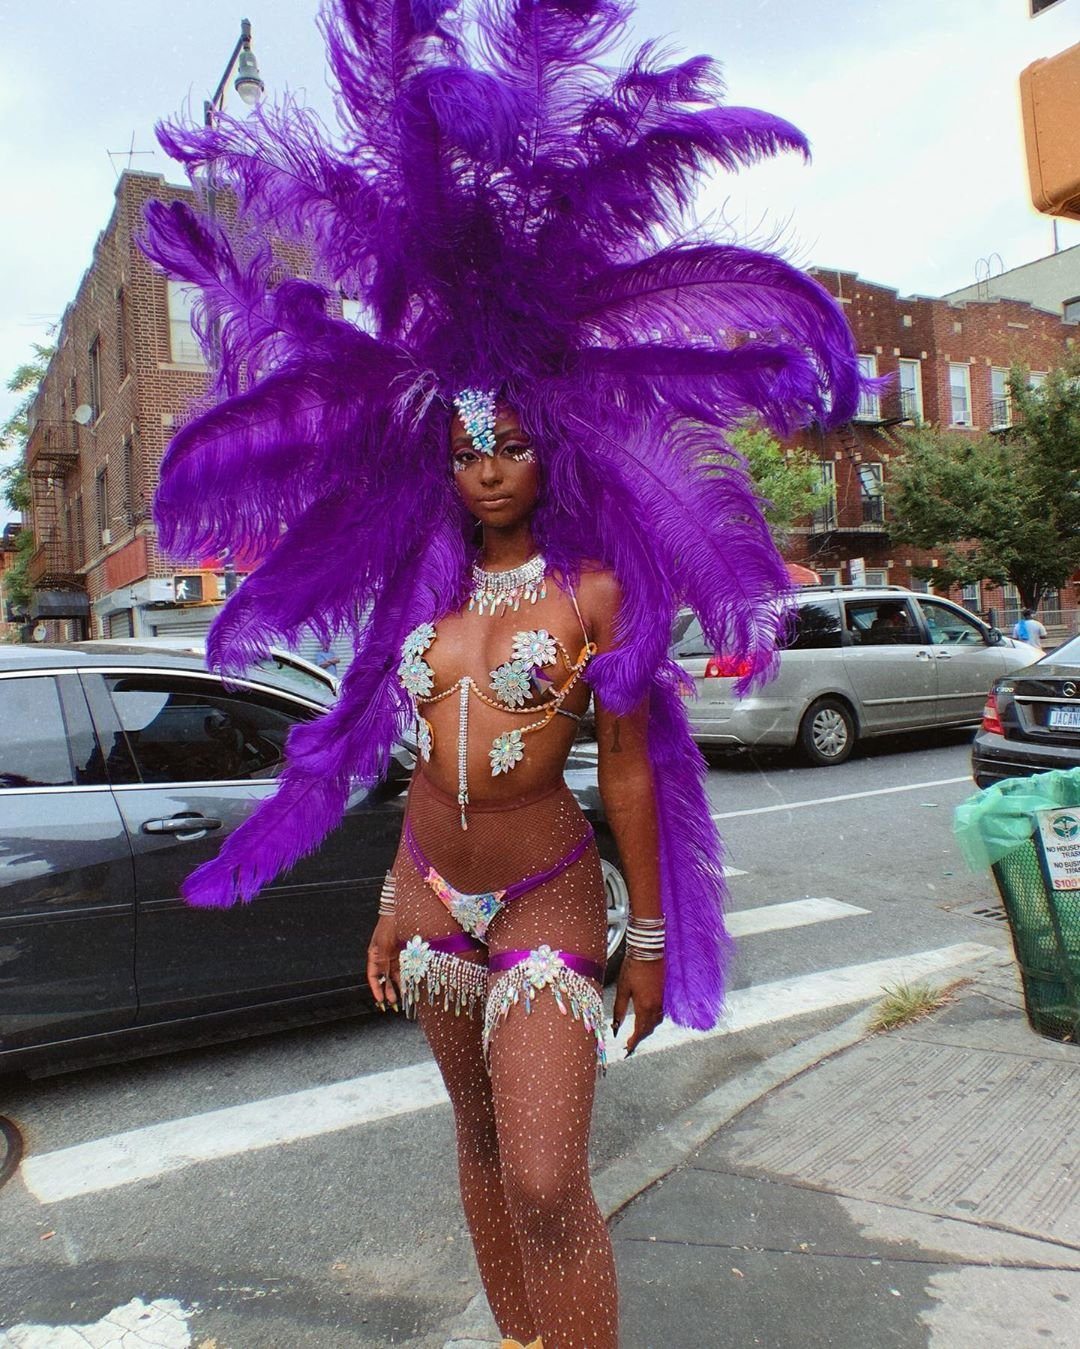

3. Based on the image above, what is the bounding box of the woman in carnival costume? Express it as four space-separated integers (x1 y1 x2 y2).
141 2 868 1344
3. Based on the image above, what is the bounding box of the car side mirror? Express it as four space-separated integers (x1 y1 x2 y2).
987 627 1003 646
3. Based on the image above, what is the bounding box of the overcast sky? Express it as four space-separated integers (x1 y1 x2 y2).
2 0 1079 484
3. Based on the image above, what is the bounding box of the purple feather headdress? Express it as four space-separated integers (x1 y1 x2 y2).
141 0 868 1029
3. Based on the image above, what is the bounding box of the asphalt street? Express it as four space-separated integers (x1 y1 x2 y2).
0 730 1011 1348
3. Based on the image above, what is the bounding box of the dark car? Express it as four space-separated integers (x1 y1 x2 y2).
0 643 627 1075
972 633 1080 787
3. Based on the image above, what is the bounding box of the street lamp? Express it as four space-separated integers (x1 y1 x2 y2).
204 18 265 127
199 18 266 606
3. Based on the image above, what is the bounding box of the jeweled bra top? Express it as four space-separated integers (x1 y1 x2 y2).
397 555 596 829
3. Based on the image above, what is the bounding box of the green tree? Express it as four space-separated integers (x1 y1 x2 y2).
887 358 1080 609
729 420 826 545
2 343 55 616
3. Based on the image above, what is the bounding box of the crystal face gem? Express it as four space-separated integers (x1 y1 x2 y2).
490 729 525 775
452 387 498 456
489 659 533 708
511 629 557 668
417 716 433 762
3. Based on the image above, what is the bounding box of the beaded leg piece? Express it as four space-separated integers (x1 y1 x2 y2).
399 936 488 1018
484 946 606 1073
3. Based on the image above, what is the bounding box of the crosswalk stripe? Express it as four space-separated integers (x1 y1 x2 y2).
19 940 991 1205
726 897 868 937
625 941 991 1059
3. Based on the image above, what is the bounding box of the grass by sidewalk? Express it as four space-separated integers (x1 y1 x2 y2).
868 977 970 1033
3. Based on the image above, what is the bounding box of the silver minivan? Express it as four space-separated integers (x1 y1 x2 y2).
673 586 1042 765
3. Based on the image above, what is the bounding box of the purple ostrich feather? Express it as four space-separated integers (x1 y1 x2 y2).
140 0 871 1025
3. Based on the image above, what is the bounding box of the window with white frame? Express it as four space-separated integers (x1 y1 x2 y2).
898 359 922 422
864 568 889 587
1028 370 1047 390
990 368 1011 428
948 363 972 426
167 281 206 366
960 582 982 612
855 354 880 421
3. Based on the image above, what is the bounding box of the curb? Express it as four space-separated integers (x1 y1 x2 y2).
440 956 1012 1347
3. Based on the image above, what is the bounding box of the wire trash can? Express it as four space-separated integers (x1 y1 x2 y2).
955 767 1080 1041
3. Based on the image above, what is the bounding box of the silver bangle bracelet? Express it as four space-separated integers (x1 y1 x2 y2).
377 872 397 917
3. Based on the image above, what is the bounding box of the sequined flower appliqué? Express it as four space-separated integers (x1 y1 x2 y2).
398 623 436 698
523 944 562 989
402 623 436 660
416 717 433 762
399 935 432 985
490 729 525 775
489 660 533 708
399 655 435 697
511 629 557 668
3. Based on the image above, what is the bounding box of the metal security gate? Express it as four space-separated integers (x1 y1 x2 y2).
107 609 134 638
149 616 215 640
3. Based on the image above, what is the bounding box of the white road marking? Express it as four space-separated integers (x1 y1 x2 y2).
21 1060 449 1205
0 1297 195 1348
20 940 990 1205
726 897 869 937
711 775 971 821
625 941 991 1059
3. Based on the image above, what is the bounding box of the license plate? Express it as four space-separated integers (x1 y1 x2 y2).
1048 705 1080 729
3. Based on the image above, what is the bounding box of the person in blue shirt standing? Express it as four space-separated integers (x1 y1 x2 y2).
313 643 340 677
1012 608 1048 651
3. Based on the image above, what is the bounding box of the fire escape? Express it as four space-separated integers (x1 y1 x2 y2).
27 420 83 590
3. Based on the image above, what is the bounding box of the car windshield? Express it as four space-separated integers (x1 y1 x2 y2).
1045 634 1080 667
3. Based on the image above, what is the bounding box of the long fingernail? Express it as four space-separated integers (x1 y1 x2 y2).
610 1020 620 1036
377 1001 385 1013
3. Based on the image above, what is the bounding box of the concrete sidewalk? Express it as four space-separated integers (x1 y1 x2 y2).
445 956 1080 1348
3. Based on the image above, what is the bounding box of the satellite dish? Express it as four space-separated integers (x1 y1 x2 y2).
72 404 94 426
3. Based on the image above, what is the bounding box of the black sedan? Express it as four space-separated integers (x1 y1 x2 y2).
972 634 1080 787
0 643 626 1075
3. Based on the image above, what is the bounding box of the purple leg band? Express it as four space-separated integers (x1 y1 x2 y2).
489 949 605 983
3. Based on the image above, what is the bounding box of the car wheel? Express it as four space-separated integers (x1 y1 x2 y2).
799 697 855 766
601 857 630 983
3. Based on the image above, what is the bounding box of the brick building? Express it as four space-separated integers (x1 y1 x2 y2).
23 170 1079 643
787 267 1076 632
23 170 355 655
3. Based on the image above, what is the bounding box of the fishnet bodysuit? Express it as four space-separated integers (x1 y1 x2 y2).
392 584 618 1349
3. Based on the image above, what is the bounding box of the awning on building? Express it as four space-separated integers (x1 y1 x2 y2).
31 588 90 620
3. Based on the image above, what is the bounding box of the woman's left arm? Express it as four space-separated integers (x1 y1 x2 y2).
582 572 665 1055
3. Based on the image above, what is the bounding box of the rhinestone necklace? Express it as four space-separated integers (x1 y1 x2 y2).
468 553 548 616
